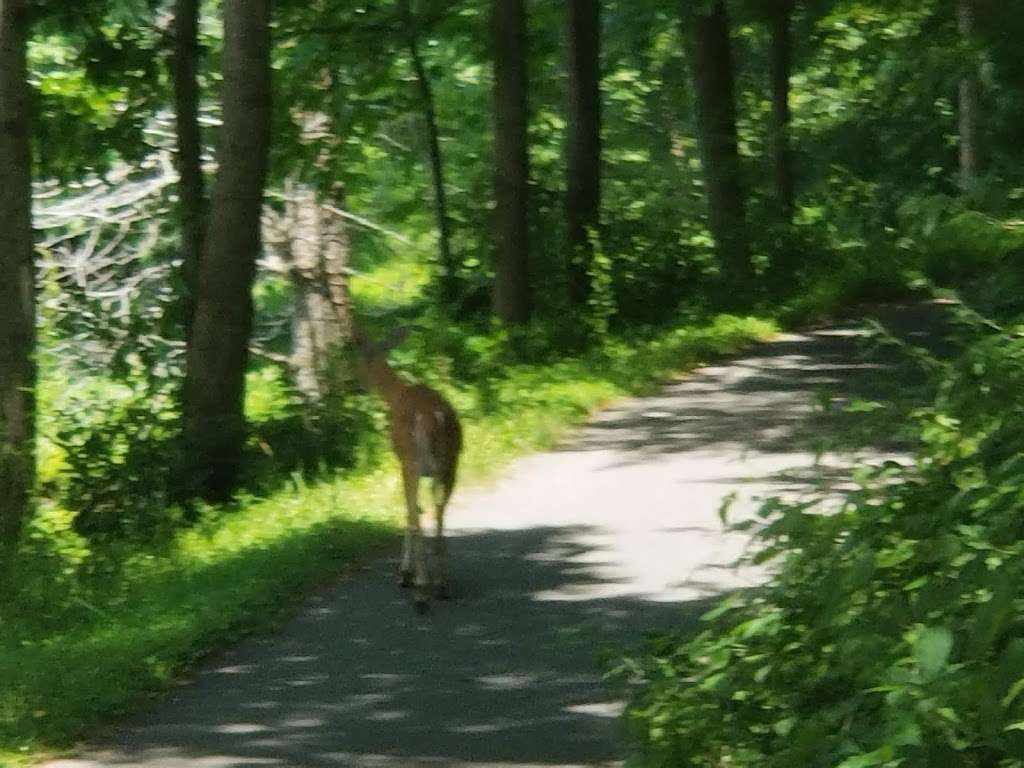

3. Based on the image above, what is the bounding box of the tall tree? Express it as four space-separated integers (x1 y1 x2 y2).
767 0 794 219
182 0 272 500
0 0 34 561
564 0 601 309
400 0 457 305
957 0 980 190
172 0 206 340
491 0 531 325
685 0 752 297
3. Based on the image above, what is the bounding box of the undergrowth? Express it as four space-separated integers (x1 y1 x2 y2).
621 286 1024 767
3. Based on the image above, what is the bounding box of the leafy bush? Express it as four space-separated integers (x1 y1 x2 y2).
37 362 376 541
12 503 94 625
623 317 1024 768
921 212 1024 282
45 374 179 538
917 213 1024 318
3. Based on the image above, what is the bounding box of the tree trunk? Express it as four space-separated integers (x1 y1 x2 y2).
401 0 457 305
182 0 271 500
564 0 601 308
491 0 531 325
685 0 752 297
958 0 980 190
172 0 206 341
284 182 353 406
0 0 35 561
768 0 794 220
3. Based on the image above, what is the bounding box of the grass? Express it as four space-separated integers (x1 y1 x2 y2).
0 311 777 767
1 473 399 766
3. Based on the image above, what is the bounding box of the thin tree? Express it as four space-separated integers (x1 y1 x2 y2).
491 0 530 325
685 0 752 297
767 0 794 219
0 0 35 562
171 0 206 340
958 0 980 190
400 0 457 305
564 0 601 308
182 0 272 500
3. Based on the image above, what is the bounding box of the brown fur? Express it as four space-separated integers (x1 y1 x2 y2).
353 328 462 612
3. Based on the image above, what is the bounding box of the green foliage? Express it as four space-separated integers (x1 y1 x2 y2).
622 317 1024 767
43 373 178 537
915 212 1024 318
30 0 168 178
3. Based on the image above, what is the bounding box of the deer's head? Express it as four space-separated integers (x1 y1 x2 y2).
350 323 411 397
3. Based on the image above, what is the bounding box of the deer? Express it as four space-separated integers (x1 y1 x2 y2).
350 325 462 613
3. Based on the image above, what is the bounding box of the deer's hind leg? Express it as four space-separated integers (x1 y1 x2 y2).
431 475 455 600
401 462 430 613
398 469 414 589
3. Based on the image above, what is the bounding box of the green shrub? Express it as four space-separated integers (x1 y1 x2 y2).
45 375 178 538
622 318 1024 768
922 211 1024 285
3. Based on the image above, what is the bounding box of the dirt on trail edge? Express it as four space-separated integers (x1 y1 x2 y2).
45 302 948 768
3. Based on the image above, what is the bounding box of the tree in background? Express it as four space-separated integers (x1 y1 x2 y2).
183 0 272 500
491 0 530 325
400 0 458 305
564 0 602 309
685 0 751 299
265 172 354 409
0 0 35 561
957 0 980 190
171 0 206 341
767 0 794 220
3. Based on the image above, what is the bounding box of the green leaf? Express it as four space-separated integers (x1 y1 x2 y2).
717 491 738 527
836 744 896 768
915 627 954 680
1003 677 1024 708
845 399 884 413
773 716 796 736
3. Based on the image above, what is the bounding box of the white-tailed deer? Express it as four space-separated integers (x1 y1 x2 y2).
351 326 462 613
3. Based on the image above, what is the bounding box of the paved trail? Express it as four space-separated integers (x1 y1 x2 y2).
48 304 944 768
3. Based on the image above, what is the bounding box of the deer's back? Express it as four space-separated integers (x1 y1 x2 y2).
388 384 462 480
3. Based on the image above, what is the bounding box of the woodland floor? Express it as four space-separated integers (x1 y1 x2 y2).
44 302 950 768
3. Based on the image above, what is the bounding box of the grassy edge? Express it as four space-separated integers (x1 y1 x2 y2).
1 313 777 767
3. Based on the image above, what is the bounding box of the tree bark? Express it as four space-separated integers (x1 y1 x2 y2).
564 0 601 308
491 0 531 325
768 0 794 220
0 0 34 561
401 0 457 305
685 0 752 297
958 0 980 190
172 0 206 341
182 0 271 500
284 182 353 406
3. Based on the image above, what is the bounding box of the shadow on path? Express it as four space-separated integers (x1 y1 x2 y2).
572 302 951 464
64 528 705 768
